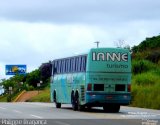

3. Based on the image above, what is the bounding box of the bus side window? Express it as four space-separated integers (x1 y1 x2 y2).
84 56 87 71
81 57 83 72
60 60 63 73
81 56 86 72
51 63 54 76
70 58 73 72
61 60 63 73
57 60 61 73
68 59 70 73
64 59 66 73
64 59 67 73
73 57 76 72
62 59 65 73
53 61 57 74
78 56 81 72
75 57 79 72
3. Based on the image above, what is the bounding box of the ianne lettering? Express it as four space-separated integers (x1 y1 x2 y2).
92 52 128 62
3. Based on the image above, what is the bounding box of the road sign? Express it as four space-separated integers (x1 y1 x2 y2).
5 65 27 75
9 87 12 91
37 83 40 87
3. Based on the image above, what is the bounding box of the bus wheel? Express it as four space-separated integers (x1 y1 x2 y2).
87 106 92 111
78 104 85 111
54 91 61 108
103 104 120 113
75 92 85 111
113 104 120 113
71 92 78 111
56 103 61 108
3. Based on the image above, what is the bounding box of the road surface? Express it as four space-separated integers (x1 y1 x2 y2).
0 102 159 125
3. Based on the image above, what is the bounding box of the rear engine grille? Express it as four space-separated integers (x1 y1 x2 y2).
94 84 104 91
115 84 125 91
80 85 85 101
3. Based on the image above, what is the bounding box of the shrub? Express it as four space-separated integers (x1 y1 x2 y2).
132 60 156 74
146 51 160 63
132 72 159 86
131 70 160 109
131 83 160 109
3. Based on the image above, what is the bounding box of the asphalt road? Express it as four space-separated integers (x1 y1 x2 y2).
0 102 159 125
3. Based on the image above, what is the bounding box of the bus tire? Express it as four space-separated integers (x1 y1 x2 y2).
54 91 61 108
75 91 85 111
78 104 85 111
113 104 120 113
103 104 120 113
87 106 92 111
71 91 78 111
56 103 61 108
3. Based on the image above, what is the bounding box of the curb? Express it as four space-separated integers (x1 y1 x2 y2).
13 90 26 102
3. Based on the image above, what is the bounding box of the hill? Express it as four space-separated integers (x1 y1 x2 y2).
131 34 160 109
132 35 160 64
132 35 160 53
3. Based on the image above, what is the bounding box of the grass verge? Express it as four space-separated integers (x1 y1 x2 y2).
0 91 22 102
28 88 50 102
131 70 160 109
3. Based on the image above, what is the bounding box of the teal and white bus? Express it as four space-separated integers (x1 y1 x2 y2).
50 48 131 112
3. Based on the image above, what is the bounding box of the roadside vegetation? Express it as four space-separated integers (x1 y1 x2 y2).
0 63 51 102
27 87 50 102
131 62 160 109
0 90 22 102
131 35 160 109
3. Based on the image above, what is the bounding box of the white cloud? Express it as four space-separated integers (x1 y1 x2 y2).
0 21 101 78
0 0 160 78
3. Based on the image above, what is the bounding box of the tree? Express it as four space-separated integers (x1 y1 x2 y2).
114 39 125 48
39 62 52 82
25 69 41 88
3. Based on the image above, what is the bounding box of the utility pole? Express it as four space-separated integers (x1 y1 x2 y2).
94 41 100 48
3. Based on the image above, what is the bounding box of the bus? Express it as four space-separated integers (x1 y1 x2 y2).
50 48 131 112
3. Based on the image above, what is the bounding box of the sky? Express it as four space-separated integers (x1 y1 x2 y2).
0 0 160 79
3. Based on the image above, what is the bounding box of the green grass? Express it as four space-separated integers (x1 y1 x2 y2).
132 71 160 86
131 69 160 109
0 94 8 102
28 88 50 102
132 59 157 74
0 91 22 102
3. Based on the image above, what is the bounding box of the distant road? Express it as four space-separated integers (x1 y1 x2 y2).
0 102 159 125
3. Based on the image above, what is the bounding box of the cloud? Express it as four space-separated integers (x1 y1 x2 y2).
0 0 160 24
0 21 98 78
0 0 160 78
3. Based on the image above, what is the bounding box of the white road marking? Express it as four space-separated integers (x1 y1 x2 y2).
0 107 6 110
23 102 53 107
30 114 43 119
55 121 71 125
13 110 22 113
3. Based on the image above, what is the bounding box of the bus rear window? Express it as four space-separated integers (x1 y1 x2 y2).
94 84 104 91
115 84 125 91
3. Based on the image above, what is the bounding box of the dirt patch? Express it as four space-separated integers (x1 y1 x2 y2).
16 91 39 102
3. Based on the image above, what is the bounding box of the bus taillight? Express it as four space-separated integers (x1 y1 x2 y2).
128 84 131 92
87 84 92 91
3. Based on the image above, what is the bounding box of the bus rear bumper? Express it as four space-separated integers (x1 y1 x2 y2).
85 92 131 106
